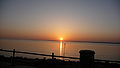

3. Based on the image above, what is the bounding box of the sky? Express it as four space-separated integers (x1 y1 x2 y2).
0 0 120 42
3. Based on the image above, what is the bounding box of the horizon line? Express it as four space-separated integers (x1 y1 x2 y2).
0 38 120 44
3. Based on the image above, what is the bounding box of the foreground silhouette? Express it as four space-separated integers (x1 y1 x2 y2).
0 56 120 68
0 50 120 68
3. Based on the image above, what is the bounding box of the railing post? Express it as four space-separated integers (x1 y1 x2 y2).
12 49 15 66
52 53 54 59
105 60 109 68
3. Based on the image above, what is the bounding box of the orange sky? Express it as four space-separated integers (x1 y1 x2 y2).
0 0 120 42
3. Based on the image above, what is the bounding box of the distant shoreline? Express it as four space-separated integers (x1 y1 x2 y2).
0 38 120 44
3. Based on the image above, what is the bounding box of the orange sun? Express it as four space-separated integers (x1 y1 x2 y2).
60 37 64 41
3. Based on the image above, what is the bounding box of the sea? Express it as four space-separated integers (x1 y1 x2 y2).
0 39 120 61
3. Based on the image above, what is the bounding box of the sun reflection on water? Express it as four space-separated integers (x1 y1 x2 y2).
60 41 63 56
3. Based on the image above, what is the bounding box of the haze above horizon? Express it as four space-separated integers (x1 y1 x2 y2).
0 0 120 42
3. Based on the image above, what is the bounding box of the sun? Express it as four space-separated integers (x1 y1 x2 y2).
60 37 64 41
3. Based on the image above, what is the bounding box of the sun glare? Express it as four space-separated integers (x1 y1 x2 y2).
60 37 63 41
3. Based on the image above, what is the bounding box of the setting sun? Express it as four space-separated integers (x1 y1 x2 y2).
60 37 64 41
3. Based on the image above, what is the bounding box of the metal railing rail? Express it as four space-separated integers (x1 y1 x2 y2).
0 49 79 59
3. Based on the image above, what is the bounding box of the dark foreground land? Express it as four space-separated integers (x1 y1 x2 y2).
0 55 120 68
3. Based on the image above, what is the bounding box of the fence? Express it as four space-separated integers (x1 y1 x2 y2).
0 49 79 59
0 48 80 65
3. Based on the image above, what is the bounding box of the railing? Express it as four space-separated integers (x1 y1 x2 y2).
0 49 79 59
95 59 120 64
0 48 120 65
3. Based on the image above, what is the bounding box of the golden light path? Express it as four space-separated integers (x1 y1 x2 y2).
60 41 63 56
59 37 63 56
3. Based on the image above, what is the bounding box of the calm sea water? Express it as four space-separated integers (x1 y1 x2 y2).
0 39 120 61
